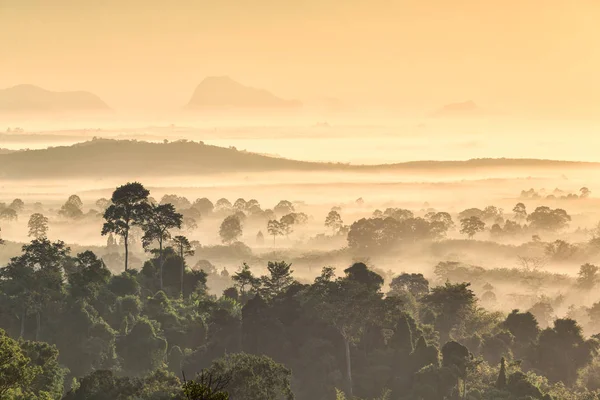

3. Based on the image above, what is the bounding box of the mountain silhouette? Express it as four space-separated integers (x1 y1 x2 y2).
0 139 591 180
186 76 301 109
0 84 110 113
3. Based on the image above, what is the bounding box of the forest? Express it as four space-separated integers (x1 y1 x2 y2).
2 181 600 400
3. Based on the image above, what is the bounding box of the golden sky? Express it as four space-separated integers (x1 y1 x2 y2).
1 0 599 115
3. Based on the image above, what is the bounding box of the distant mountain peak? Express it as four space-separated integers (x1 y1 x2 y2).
0 84 110 113
186 76 301 109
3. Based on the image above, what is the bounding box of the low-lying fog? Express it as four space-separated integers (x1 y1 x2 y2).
3 115 600 335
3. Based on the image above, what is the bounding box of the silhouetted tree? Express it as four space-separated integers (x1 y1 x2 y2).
460 216 485 239
27 213 49 239
58 194 84 219
513 202 527 221
527 206 571 231
325 210 344 234
274 200 294 215
267 220 283 244
172 235 195 297
101 182 150 271
140 203 183 290
219 215 242 244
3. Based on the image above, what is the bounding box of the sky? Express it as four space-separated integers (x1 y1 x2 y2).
1 0 600 115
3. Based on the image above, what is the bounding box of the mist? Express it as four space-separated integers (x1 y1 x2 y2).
3 1 600 399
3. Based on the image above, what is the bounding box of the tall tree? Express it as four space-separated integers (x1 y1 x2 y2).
232 263 261 298
172 235 195 297
207 353 293 400
27 213 49 239
260 261 295 299
58 194 84 219
140 203 183 290
267 220 283 245
101 182 150 272
325 210 344 234
219 215 243 244
513 202 527 221
0 329 39 398
460 216 485 239
0 239 69 339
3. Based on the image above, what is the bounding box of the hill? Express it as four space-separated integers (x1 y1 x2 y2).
0 84 110 113
186 76 301 109
0 139 595 180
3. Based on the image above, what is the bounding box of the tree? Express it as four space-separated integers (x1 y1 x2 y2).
58 194 84 219
232 263 261 298
389 273 429 298
279 214 296 238
207 353 294 400
27 213 49 239
9 198 25 213
0 207 18 221
116 318 167 376
577 263 599 290
233 198 247 211
503 310 539 345
219 215 243 244
140 203 183 290
192 197 214 215
527 206 571 231
513 202 527 221
160 194 191 210
172 235 195 297
0 239 70 339
309 265 385 397
101 182 150 272
261 261 295 299
95 198 111 211
214 198 232 213
63 369 142 399
267 220 283 245
496 357 507 389
580 187 591 198
182 370 230 400
256 230 265 245
0 328 39 398
325 210 344 234
422 282 476 343
274 200 294 215
425 211 454 238
460 216 485 239
20 339 67 398
535 318 597 385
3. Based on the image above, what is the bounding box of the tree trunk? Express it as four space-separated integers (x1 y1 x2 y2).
159 239 164 290
124 231 129 271
180 246 184 297
20 309 26 338
344 336 353 398
35 312 40 341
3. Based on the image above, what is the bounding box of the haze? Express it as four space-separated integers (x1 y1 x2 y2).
2 0 600 115
3 2 600 399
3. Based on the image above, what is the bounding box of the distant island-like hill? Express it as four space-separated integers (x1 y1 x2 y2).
0 84 110 113
186 76 301 109
0 139 595 180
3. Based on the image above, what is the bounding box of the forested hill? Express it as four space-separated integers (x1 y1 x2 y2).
0 138 594 179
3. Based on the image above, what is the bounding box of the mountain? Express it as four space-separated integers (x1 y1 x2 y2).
0 85 110 113
431 100 484 117
186 76 301 109
0 139 594 180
